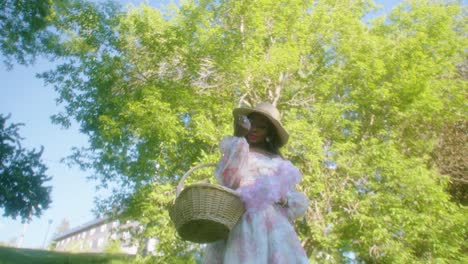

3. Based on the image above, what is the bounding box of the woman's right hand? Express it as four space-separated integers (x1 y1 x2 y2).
234 115 251 137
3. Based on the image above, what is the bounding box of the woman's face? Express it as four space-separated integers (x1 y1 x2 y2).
246 113 271 147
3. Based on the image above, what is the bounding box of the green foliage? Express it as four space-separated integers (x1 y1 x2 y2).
332 139 465 263
0 114 52 221
104 239 123 254
0 246 135 264
7 0 466 262
131 254 198 264
432 120 468 205
121 182 202 262
0 0 60 67
48 240 57 251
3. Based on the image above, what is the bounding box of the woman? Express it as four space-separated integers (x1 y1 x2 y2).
202 102 309 264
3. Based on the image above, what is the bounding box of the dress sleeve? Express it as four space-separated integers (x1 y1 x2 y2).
276 159 309 221
284 188 309 221
214 136 249 189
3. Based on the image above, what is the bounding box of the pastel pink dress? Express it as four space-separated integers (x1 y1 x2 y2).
202 136 309 264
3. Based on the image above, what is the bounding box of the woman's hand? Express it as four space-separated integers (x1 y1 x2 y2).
234 115 251 137
278 197 288 207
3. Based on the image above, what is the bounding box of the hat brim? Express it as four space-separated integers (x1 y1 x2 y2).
233 107 289 147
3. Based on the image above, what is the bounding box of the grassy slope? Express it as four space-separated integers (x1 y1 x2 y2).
0 246 136 264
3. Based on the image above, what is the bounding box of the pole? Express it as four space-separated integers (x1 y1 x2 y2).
17 207 33 248
17 221 29 248
42 219 53 249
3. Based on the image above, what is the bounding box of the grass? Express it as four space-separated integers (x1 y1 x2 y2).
0 246 136 264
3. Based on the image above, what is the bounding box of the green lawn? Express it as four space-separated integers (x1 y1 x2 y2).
0 246 136 264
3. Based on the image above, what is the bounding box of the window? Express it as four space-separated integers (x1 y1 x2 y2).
90 228 96 235
97 238 104 247
100 224 106 232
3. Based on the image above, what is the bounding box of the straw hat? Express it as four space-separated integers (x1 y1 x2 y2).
233 102 289 147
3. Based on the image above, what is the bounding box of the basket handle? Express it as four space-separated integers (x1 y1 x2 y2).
176 163 217 196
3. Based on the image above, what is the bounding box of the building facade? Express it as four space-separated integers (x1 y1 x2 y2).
52 217 148 254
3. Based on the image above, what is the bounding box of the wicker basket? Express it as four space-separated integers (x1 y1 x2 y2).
169 163 245 243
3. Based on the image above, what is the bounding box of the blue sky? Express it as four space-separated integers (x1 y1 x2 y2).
0 0 403 249
0 58 95 248
0 0 175 249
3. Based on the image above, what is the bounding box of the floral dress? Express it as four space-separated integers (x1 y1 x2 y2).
202 136 309 264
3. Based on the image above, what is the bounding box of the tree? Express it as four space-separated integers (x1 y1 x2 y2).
104 239 123 254
0 114 52 221
6 0 467 262
0 0 60 67
55 218 70 234
431 60 468 205
432 120 467 205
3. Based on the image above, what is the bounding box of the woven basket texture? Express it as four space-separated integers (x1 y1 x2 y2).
170 183 244 243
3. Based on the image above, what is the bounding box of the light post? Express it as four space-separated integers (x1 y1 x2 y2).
42 219 53 249
17 207 33 248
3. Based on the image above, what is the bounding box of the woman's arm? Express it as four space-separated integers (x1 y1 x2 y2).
275 160 309 221
214 136 249 189
282 188 309 221
214 115 250 189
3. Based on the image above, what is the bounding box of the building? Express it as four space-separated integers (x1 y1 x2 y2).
51 217 152 254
